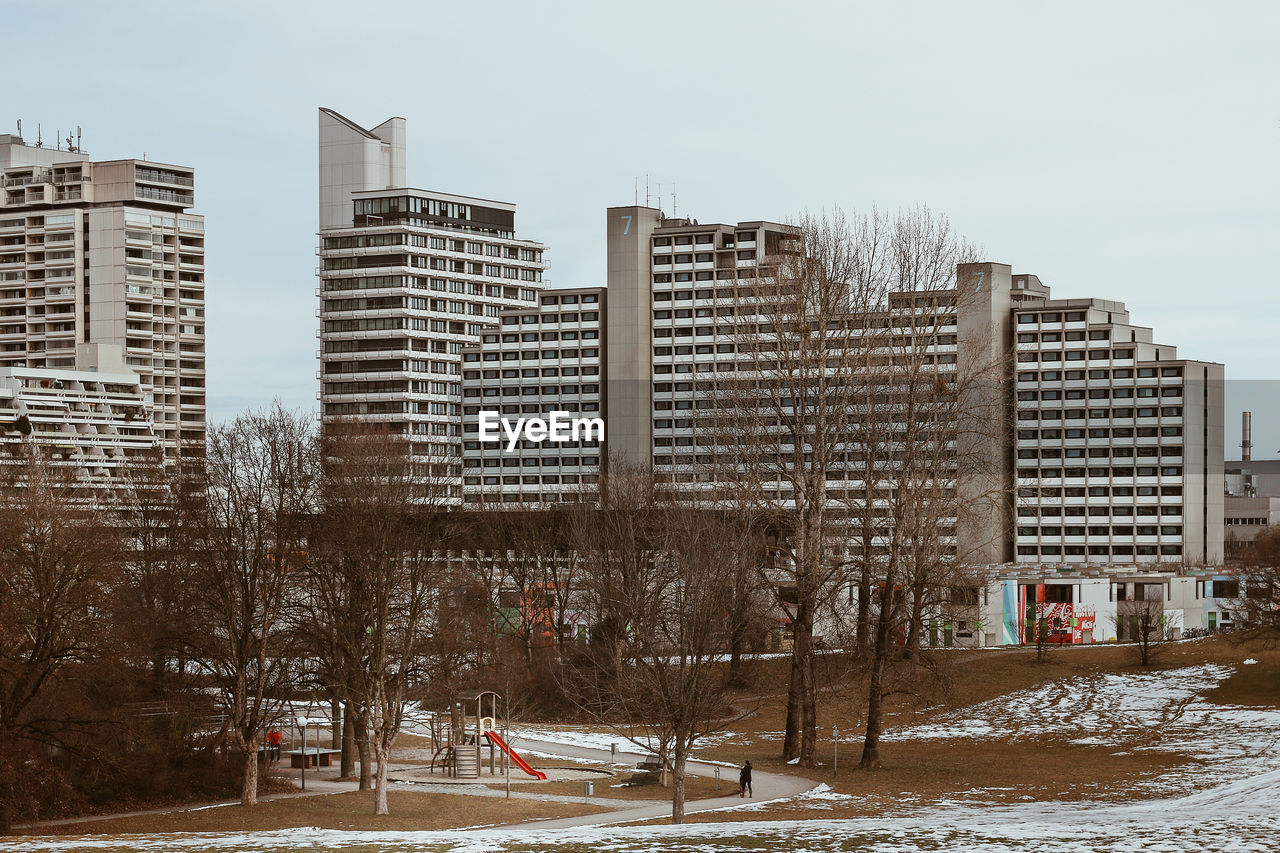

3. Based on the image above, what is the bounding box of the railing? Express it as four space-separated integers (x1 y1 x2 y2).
135 186 193 205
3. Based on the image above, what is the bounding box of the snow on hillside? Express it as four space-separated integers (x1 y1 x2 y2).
884 663 1280 796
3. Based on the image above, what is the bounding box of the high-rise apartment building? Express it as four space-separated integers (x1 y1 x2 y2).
460 286 605 503
317 109 548 498
0 132 206 459
462 204 1225 565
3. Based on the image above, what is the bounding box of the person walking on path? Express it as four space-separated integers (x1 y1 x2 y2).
739 760 753 797
267 728 282 762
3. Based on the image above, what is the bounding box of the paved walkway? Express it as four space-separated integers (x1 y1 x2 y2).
507 736 816 828
15 734 816 832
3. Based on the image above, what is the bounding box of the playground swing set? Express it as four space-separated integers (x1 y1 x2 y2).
426 690 546 781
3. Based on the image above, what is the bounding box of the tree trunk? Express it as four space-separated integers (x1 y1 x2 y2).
356 716 372 790
373 741 390 815
727 626 747 688
241 735 260 805
782 650 803 761
341 702 356 779
903 583 925 660
670 747 687 824
0 731 11 834
796 596 818 765
855 567 872 657
860 587 893 769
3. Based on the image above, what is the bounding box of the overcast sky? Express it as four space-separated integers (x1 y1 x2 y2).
8 1 1278 456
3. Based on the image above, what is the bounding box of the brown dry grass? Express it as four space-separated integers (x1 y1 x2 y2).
21 790 608 836
682 634 1280 821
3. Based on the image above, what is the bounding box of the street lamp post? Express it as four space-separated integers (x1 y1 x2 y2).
297 716 308 791
832 725 839 777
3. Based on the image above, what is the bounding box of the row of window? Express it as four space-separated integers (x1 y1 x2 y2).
1017 311 1090 324
464 456 600 468
1021 367 1187 380
1016 349 1136 362
1018 446 1183 459
464 478 598 491
489 331 596 344
1019 485 1184 497
465 387 600 403
1018 505 1182 517
1017 467 1184 478
324 232 541 263
1017 411 1184 427
1017 525 1183 536
1017 544 1183 556
1018 428 1185 442
1018 386 1181 401
1018 329 1113 342
654 250 758 265
500 310 599 325
471 345 599 358
653 232 756 247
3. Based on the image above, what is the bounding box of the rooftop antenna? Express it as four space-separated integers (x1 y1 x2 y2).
644 173 650 208
56 129 61 151
15 119 20 139
672 181 677 218
634 176 638 206
36 123 42 148
76 126 81 153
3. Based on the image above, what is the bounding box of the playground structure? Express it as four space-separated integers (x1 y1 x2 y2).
427 691 546 781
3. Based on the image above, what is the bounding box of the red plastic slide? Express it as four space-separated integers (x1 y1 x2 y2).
483 730 547 780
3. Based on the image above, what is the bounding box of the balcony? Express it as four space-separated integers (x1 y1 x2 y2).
134 186 193 206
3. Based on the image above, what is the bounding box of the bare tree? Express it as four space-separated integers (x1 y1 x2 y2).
184 404 318 806
697 206 997 767
852 223 1006 769
0 444 122 832
313 425 448 816
1233 525 1280 636
1115 593 1178 666
113 448 199 690
568 464 752 824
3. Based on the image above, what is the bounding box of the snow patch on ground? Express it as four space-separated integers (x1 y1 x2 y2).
883 663 1280 797
11 769 1280 852
509 726 736 754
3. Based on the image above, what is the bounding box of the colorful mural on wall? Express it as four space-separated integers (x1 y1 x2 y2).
1016 583 1099 644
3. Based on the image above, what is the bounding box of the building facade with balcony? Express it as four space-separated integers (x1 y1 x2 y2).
0 132 206 460
460 286 605 504
317 109 548 499
0 342 160 487
464 204 1223 567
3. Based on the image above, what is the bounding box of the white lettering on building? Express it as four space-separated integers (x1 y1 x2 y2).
478 410 605 452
